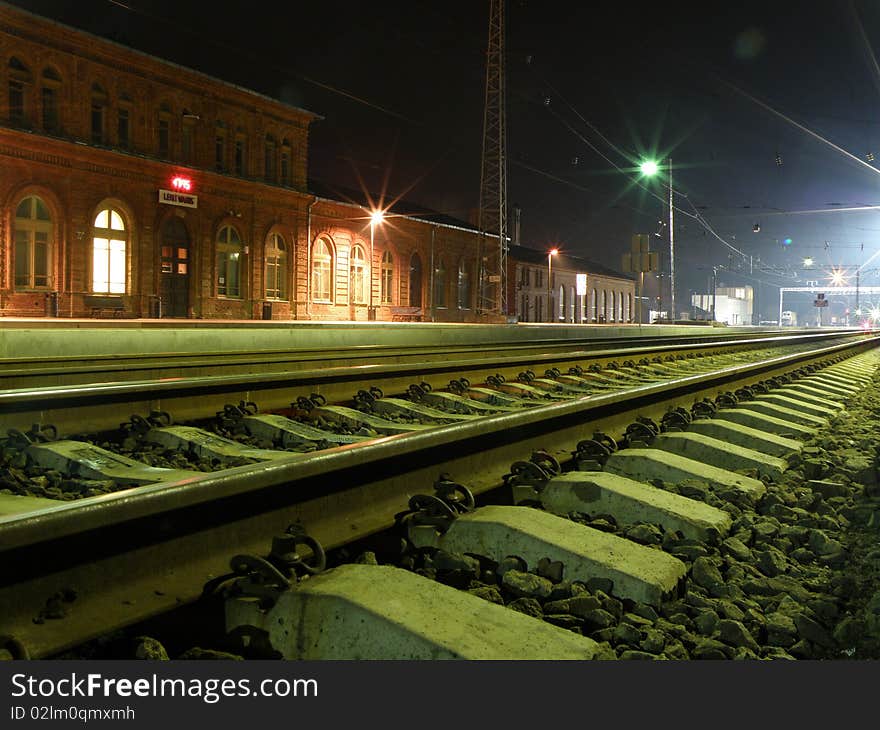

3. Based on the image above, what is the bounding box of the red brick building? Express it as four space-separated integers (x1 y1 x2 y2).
0 2 507 322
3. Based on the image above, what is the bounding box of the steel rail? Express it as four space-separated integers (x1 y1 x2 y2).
0 334 877 658
0 328 856 386
0 331 862 413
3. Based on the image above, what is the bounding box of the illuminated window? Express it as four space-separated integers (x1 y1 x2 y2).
216 225 242 298
8 57 30 127
41 67 60 132
91 84 107 145
380 250 393 304
433 258 447 308
569 286 576 321
265 134 276 182
265 233 287 300
610 291 616 322
350 245 367 304
591 289 597 321
14 196 51 289
117 94 132 149
601 290 607 321
280 138 291 186
457 258 472 309
92 206 126 293
558 284 565 320
312 238 333 302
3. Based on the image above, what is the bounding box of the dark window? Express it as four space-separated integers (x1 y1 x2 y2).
265 135 276 181
117 108 130 148
234 137 245 175
158 119 170 157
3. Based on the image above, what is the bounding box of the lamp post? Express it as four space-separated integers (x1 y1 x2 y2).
547 248 558 322
369 209 384 320
640 158 674 322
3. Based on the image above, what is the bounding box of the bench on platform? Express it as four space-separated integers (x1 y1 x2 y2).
84 294 126 318
390 306 422 322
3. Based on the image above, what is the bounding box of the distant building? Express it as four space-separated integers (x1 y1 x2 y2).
508 245 635 323
692 286 753 325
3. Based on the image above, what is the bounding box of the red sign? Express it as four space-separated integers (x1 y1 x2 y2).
170 176 192 192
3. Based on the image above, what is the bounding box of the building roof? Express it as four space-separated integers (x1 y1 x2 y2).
2 1 322 122
508 244 633 281
308 179 486 233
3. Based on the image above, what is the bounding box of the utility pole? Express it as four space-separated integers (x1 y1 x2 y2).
668 157 675 322
477 0 508 318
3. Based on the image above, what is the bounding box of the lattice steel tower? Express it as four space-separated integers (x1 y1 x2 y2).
477 0 508 316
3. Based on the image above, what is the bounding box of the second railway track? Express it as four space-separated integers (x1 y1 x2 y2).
2 328 879 659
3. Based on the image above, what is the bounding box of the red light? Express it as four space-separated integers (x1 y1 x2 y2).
171 176 192 192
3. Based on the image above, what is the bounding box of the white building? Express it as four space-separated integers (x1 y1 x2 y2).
692 286 753 325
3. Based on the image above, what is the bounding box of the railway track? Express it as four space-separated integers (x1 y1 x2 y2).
1 329 879 659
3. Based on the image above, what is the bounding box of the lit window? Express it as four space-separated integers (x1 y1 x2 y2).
14 196 51 289
558 284 565 320
265 233 287 300
216 225 242 298
92 206 126 293
350 245 367 304
380 250 394 304
312 238 333 302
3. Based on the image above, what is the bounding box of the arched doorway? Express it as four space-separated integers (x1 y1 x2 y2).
409 253 422 307
160 217 190 317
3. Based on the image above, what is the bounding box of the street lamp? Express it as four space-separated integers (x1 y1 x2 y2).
547 248 558 322
369 209 384 319
640 158 674 322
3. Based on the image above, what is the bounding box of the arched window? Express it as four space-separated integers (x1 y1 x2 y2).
265 233 287 300
457 258 472 309
350 245 367 304
591 289 597 322
280 138 291 186
91 83 107 144
618 290 625 321
433 257 447 308
14 196 51 289
8 57 31 127
92 206 127 293
380 250 394 304
535 295 542 322
41 67 60 133
216 225 242 298
627 293 633 322
557 284 565 320
569 286 576 322
181 109 196 162
610 291 617 322
312 238 333 302
264 134 277 181
601 290 607 322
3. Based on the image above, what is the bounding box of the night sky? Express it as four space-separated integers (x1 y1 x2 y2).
11 0 880 320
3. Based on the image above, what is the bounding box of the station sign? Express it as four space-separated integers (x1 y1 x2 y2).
159 189 198 208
